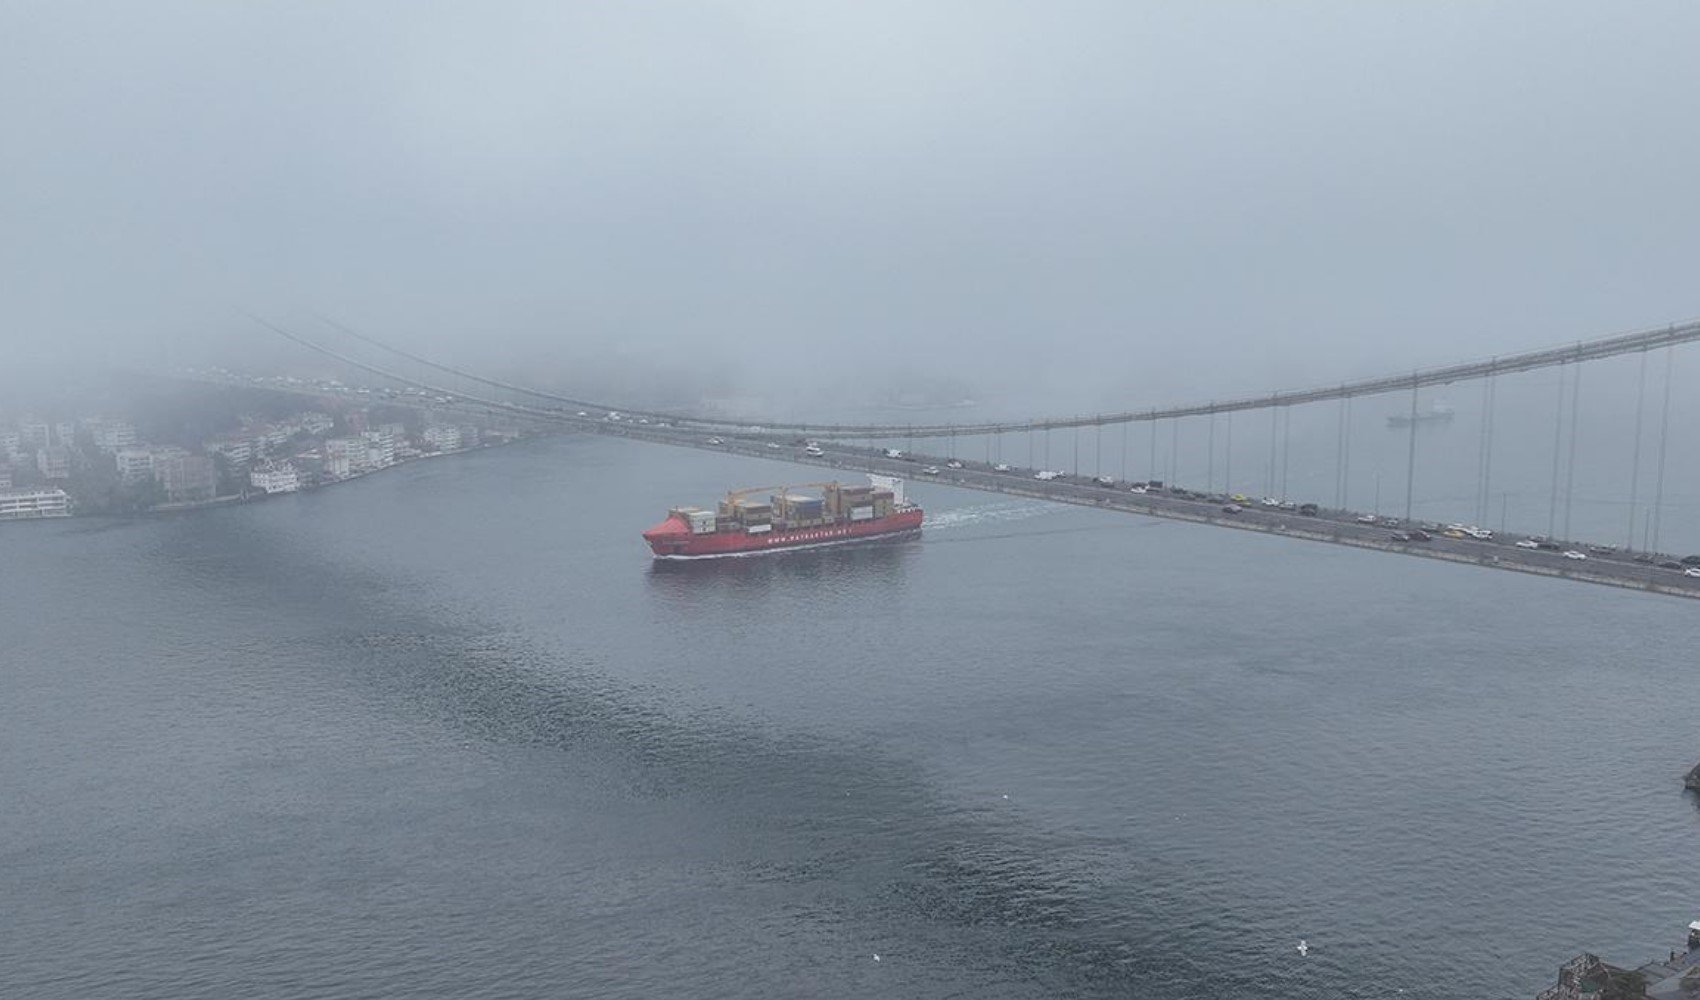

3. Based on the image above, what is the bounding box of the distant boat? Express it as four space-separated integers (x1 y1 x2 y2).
1387 402 1454 428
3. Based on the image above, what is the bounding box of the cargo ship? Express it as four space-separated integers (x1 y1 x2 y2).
641 475 923 559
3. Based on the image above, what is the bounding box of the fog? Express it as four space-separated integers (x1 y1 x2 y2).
4 1 1699 413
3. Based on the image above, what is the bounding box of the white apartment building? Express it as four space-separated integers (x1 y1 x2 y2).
115 448 156 484
0 489 71 519
207 437 253 465
422 425 461 451
324 437 370 475
249 462 300 494
19 422 51 451
87 419 138 452
362 430 396 469
36 446 70 481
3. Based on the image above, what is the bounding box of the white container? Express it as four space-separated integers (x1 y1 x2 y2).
850 506 875 521
746 523 773 534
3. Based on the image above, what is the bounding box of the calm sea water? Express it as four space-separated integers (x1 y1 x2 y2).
4 434 1698 999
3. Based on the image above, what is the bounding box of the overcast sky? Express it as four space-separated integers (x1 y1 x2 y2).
4 1 1698 408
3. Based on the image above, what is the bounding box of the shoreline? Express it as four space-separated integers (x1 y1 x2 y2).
1 435 544 524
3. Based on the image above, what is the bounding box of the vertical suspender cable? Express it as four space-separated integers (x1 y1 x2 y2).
1267 398 1278 496
1170 419 1179 486
1225 411 1234 493
1207 412 1216 492
1562 352 1582 542
1625 350 1648 551
1548 364 1566 539
1280 406 1291 501
1149 417 1157 482
1650 345 1674 554
1482 374 1496 528
1342 395 1352 511
1403 375 1419 522
1335 394 1346 508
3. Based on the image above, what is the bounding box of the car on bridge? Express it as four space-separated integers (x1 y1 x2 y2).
707 437 723 445
1686 568 1700 578
946 460 964 469
993 463 1011 472
1515 539 1540 550
921 466 940 475
1094 476 1115 487
1563 550 1588 560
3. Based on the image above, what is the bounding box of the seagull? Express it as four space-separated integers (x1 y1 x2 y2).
873 954 881 962
1297 939 1309 957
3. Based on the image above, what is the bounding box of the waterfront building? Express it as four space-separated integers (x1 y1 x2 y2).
36 446 71 481
156 454 217 503
19 421 51 451
362 430 396 469
422 425 462 451
115 447 156 484
324 437 369 475
0 429 21 461
54 421 77 447
0 488 71 519
0 465 12 491
299 411 334 435
206 437 253 466
87 419 138 452
248 462 300 495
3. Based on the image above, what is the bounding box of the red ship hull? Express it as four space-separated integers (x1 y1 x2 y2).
643 508 923 559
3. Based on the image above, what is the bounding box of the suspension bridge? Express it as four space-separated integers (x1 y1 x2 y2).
175 313 1700 599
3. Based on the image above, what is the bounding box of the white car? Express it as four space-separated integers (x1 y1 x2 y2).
1094 476 1115 487
884 449 906 459
803 446 824 457
921 465 940 475
576 411 588 417
1356 514 1378 524
1262 497 1282 507
707 437 723 445
1685 567 1700 579
1563 550 1587 560
766 442 781 450
946 460 964 469
1129 485 1147 494
1515 539 1540 550
1034 471 1061 481
992 463 1011 472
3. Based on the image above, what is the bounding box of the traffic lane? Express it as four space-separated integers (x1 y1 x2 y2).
689 437 1700 589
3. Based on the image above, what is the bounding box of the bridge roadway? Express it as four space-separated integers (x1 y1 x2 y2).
600 422 1700 602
